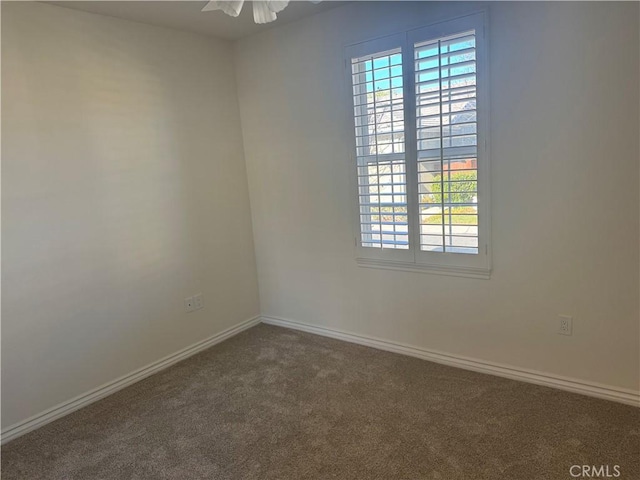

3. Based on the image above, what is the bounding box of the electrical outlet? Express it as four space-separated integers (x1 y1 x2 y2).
192 293 203 311
558 315 573 336
184 296 194 313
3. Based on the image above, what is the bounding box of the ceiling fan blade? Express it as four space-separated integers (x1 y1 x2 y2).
253 1 278 24
203 0 320 25
202 0 245 17
266 1 289 14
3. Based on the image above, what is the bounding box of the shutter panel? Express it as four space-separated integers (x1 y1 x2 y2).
414 30 479 255
351 47 409 250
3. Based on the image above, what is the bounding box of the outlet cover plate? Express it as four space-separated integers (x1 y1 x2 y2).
558 315 573 336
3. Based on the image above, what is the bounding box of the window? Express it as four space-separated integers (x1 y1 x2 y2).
346 13 490 278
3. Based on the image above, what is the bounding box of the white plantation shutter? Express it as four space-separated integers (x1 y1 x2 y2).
346 13 490 277
414 30 479 255
351 46 409 251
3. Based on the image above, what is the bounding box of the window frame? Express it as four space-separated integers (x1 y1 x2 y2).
344 11 491 279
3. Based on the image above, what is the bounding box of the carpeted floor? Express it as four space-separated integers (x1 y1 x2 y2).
2 324 639 479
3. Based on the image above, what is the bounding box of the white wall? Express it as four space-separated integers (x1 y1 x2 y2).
235 1 640 392
2 2 259 428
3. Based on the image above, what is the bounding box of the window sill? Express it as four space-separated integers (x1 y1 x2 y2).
356 257 491 280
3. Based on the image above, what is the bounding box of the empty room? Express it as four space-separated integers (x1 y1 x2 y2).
1 0 639 478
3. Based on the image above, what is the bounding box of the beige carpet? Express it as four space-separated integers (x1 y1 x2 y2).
2 324 639 479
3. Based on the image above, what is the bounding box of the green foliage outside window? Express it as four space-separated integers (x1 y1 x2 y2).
425 170 477 205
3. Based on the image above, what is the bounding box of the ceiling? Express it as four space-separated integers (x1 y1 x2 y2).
50 1 347 41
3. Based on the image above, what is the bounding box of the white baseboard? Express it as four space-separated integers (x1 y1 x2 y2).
1 315 261 445
261 315 640 407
